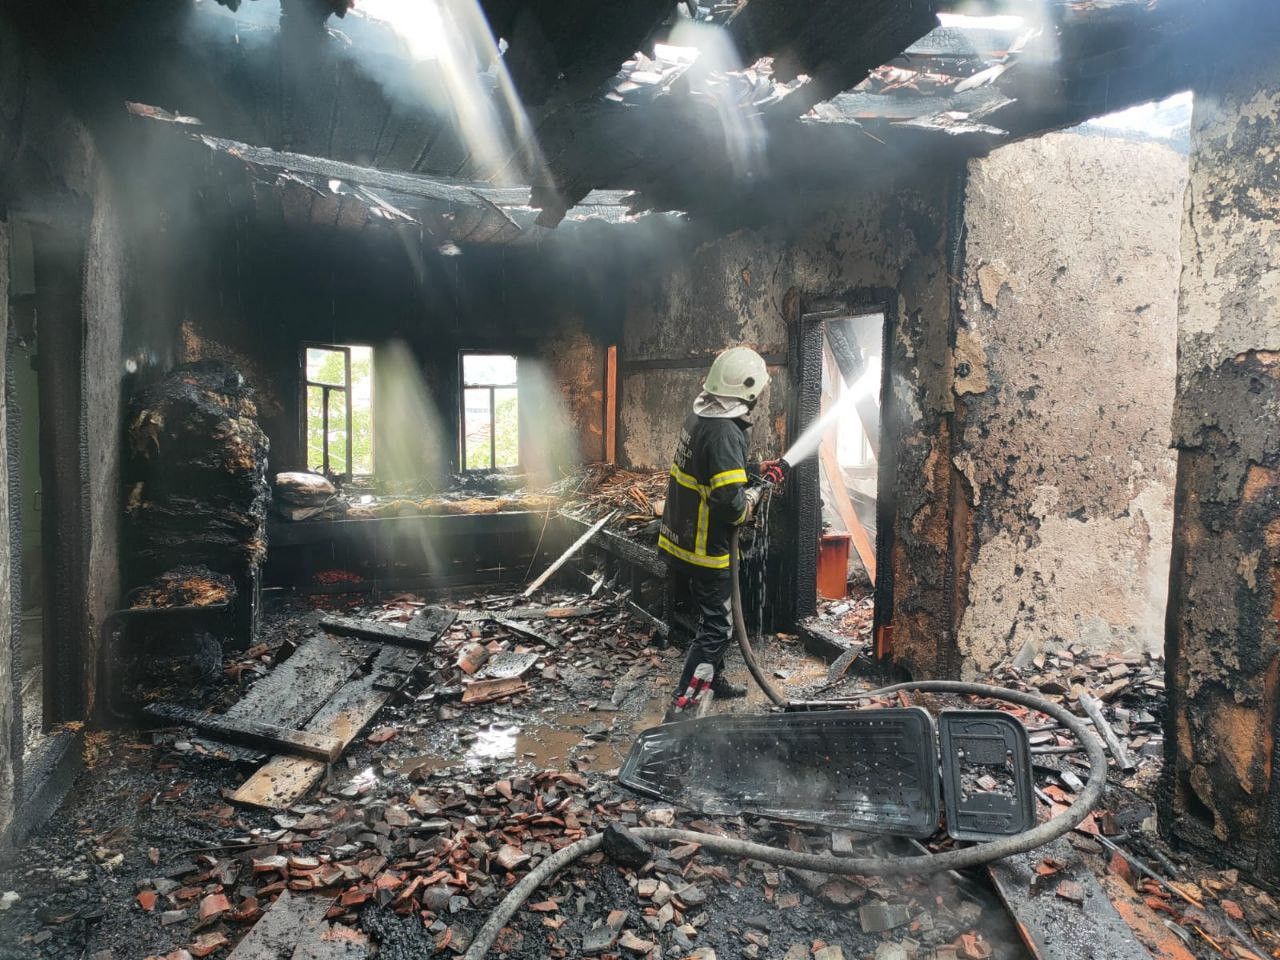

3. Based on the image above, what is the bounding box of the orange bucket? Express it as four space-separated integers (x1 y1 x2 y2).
817 532 851 600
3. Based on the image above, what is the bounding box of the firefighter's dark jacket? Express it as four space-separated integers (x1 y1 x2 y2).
658 412 752 575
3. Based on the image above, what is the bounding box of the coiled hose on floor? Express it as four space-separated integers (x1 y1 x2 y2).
461 529 1107 960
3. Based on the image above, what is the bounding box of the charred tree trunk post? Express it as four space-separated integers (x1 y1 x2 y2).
1164 48 1280 884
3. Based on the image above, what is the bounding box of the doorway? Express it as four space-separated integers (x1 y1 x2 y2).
789 297 894 652
819 311 884 595
6 215 90 767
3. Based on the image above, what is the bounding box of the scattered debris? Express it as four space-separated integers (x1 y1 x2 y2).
7 584 1266 960
523 511 616 597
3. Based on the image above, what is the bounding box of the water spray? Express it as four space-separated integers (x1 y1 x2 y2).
779 361 879 470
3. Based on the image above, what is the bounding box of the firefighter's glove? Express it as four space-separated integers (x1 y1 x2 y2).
760 459 786 487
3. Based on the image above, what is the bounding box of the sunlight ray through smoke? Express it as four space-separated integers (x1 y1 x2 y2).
515 360 583 490
663 19 769 181
376 340 450 494
359 0 550 186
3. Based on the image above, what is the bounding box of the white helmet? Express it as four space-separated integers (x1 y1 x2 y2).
703 346 770 403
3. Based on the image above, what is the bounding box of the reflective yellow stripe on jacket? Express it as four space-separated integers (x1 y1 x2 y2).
658 534 731 570
708 468 748 489
659 465 747 569
670 463 703 493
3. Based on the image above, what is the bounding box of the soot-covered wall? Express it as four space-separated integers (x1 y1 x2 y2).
954 130 1187 675
617 177 958 679
0 12 129 837
169 225 631 487
1164 49 1280 882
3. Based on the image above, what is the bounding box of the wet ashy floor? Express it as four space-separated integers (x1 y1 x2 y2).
388 702 668 777
0 589 1035 960
360 626 861 789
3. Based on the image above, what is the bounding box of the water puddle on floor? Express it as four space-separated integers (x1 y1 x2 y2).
394 695 670 778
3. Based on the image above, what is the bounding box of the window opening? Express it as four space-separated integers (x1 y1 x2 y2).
304 344 374 478
461 353 519 470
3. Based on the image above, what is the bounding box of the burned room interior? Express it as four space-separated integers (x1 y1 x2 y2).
1 0 1280 958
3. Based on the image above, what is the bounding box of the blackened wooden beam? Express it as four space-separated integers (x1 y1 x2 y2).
143 703 343 761
320 606 456 650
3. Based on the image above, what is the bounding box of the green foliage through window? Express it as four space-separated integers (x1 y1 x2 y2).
462 354 518 470
305 345 374 477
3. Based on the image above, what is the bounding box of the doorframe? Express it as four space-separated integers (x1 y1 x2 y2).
27 217 92 726
789 290 898 641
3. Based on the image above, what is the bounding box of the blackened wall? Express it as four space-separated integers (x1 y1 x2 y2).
0 208 13 839
0 12 129 836
168 222 638 488
617 177 958 679
1165 49 1280 882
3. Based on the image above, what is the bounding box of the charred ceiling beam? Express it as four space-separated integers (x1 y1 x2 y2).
807 87 1012 137
521 0 949 218
215 0 353 20
792 0 1271 154
192 132 528 243
127 103 651 244
977 0 1280 143
480 0 679 107
725 0 940 110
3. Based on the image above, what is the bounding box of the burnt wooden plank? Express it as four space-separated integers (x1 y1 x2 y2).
988 837 1153 960
492 616 557 647
798 619 852 663
321 605 456 649
455 604 594 622
189 737 266 765
226 889 336 960
1080 694 1137 771
320 616 434 650
524 512 615 597
415 605 458 638
232 644 421 810
461 677 529 704
223 629 371 730
624 599 669 638
564 512 666 578
144 703 343 762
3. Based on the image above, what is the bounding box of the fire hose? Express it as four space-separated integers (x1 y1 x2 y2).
461 528 1107 960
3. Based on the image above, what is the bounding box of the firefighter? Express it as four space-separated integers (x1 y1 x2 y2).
659 346 785 721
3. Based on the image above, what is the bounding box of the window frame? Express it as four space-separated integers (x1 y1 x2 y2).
458 350 520 472
300 341 375 479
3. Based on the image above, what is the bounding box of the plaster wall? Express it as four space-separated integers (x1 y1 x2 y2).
1164 52 1280 881
617 180 957 677
955 131 1186 675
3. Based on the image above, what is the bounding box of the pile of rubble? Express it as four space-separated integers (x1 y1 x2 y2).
271 469 561 524
129 567 236 610
556 465 666 537
7 579 1280 960
993 646 1166 781
122 785 1010 960
273 472 346 523
125 360 269 581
